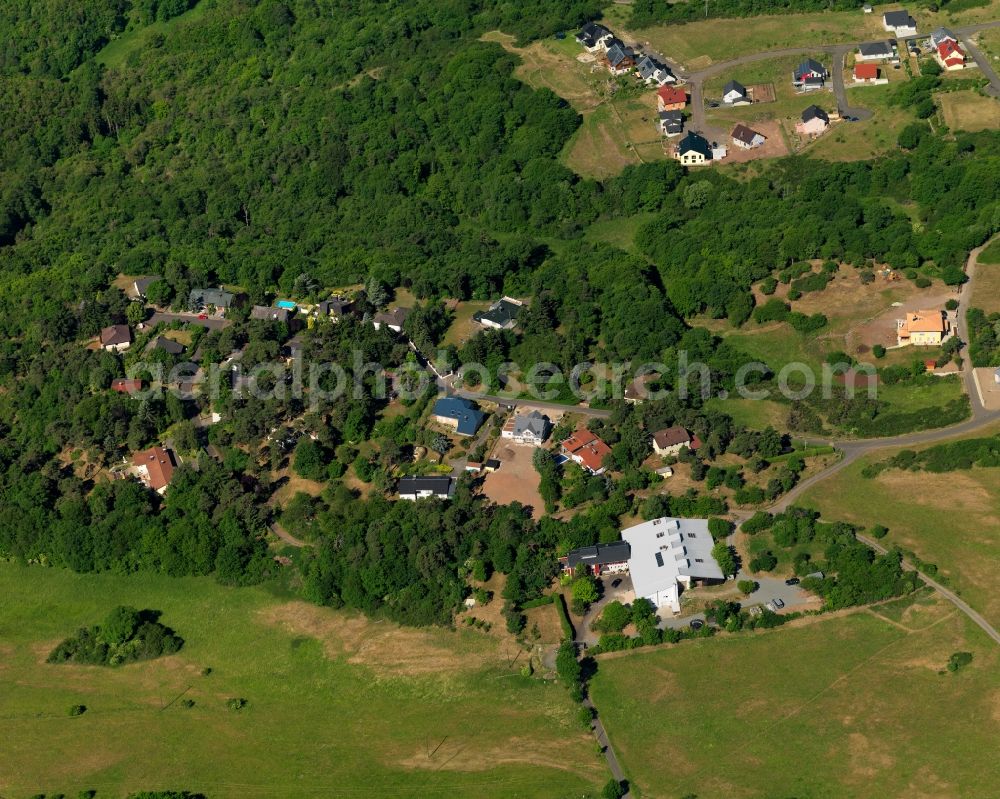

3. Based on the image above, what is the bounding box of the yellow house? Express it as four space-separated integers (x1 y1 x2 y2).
896 309 949 346
675 132 712 166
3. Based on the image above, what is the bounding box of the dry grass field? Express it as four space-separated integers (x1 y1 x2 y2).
939 89 1000 132
971 261 1000 313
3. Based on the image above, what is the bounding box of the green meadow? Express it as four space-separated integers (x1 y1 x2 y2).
591 593 1000 799
0 564 605 798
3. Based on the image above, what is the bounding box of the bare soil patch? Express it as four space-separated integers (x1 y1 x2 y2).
719 119 789 163
748 83 776 103
481 442 544 518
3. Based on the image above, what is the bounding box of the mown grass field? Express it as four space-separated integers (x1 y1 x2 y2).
799 429 1000 628
808 87 912 161
591 594 1000 799
0 565 605 798
705 396 789 430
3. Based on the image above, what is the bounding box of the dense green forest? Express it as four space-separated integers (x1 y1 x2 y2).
1 0 999 625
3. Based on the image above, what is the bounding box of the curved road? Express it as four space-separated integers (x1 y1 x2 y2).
757 238 1000 645
673 20 1000 136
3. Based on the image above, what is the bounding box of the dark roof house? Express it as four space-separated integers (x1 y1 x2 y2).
722 80 749 102
398 475 455 500
132 276 162 298
657 110 684 136
250 305 290 323
473 297 522 330
801 104 830 124
575 22 612 49
150 336 185 355
563 541 632 572
373 306 411 331
100 324 131 348
883 9 917 32
189 287 241 310
676 131 712 160
317 297 354 317
858 40 895 59
793 58 827 83
432 396 485 436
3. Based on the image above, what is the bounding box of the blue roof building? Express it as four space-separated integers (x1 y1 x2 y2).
432 397 485 436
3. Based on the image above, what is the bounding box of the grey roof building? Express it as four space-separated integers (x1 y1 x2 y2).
658 110 684 136
317 297 354 317
801 104 830 124
858 40 895 60
473 297 522 330
502 410 551 444
189 287 239 310
150 336 185 356
250 305 290 323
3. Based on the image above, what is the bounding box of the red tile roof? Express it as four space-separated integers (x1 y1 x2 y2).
657 85 687 106
561 429 612 473
854 63 879 80
937 40 965 63
132 446 176 492
111 378 143 393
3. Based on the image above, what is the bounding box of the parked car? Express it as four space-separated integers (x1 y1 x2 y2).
772 598 785 609
785 577 800 586
689 618 704 630
611 578 622 588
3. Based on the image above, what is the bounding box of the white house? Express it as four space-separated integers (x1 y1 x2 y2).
722 80 750 105
398 476 454 501
856 41 895 62
100 324 132 353
636 55 676 86
575 22 613 53
651 426 694 457
883 9 917 37
372 306 411 333
501 410 551 446
622 517 725 614
731 123 766 150
473 297 522 330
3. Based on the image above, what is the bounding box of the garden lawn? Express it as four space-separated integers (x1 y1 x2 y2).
0 565 606 798
591 595 1000 799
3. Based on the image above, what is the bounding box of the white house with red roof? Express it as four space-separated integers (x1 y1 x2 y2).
935 39 967 70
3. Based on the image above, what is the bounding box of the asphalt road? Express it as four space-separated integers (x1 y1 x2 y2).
147 311 230 330
960 33 1000 97
682 20 1000 136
